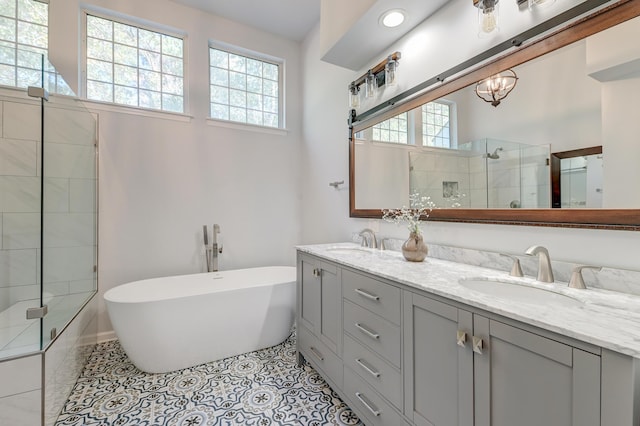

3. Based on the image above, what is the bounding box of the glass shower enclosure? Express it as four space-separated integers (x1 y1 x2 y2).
409 138 550 209
0 53 97 360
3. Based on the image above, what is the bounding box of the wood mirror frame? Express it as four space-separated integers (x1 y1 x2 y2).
349 0 640 230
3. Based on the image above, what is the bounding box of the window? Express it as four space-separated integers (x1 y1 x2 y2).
0 0 70 94
372 112 408 143
355 101 456 147
84 14 184 113
422 101 452 148
209 47 281 128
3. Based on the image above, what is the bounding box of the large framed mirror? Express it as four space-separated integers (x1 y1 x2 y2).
349 0 640 230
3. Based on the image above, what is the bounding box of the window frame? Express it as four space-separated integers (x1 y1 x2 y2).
371 111 409 144
208 41 285 130
421 99 457 149
80 9 188 115
0 0 72 93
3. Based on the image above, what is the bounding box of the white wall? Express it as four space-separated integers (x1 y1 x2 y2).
456 41 601 153
354 141 409 209
48 0 303 336
301 1 640 271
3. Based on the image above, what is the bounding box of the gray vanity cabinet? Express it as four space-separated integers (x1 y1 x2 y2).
404 290 601 426
403 291 474 426
296 251 640 426
297 253 343 387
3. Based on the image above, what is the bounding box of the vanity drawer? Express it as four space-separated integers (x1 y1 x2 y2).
298 326 343 388
344 366 403 426
344 333 402 409
344 300 401 367
343 269 401 325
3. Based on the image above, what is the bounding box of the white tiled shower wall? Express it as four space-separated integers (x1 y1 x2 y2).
410 146 549 209
0 93 96 315
0 96 40 313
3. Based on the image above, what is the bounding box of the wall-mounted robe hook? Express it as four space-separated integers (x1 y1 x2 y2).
329 180 344 189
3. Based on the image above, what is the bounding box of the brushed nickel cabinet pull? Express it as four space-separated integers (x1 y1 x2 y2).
355 323 380 340
355 288 380 301
355 392 381 417
472 336 484 355
457 330 467 347
355 358 381 378
309 346 324 361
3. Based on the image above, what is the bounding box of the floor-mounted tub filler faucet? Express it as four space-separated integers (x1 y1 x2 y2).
203 224 223 272
525 245 554 283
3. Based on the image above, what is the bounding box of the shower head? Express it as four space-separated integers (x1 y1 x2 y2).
483 147 503 159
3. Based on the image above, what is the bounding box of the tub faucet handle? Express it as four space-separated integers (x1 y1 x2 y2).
568 265 602 289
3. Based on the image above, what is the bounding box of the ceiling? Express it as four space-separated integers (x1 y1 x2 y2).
170 0 321 41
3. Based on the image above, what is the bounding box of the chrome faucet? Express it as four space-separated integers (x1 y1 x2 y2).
203 224 223 272
358 228 378 249
525 245 554 283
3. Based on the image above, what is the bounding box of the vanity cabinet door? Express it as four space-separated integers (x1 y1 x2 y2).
403 291 474 426
297 253 342 355
473 316 601 426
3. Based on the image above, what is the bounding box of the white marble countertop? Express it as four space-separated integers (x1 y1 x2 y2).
297 243 640 359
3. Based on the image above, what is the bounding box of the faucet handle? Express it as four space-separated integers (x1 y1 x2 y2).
501 254 523 277
568 265 602 289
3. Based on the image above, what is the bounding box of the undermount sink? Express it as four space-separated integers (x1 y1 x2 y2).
325 246 372 254
459 278 583 307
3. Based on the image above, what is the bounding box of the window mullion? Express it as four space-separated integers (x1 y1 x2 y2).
84 12 183 113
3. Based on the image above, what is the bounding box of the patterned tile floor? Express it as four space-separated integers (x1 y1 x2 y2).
55 332 364 425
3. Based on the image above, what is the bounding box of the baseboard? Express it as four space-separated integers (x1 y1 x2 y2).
97 331 117 343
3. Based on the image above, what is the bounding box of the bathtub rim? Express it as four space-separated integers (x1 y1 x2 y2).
104 265 296 304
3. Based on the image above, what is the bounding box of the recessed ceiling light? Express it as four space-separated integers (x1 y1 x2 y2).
380 9 406 28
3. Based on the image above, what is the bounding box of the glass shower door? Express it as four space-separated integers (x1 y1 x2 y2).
0 91 43 358
40 82 98 349
0 51 98 360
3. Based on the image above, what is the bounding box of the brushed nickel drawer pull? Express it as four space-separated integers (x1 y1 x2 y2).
355 358 381 378
309 346 324 361
355 323 380 340
355 288 380 301
355 392 381 417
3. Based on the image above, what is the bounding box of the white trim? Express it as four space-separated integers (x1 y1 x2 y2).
84 99 193 122
206 118 288 136
209 40 282 66
81 5 186 39
0 85 39 102
97 331 117 343
208 41 285 129
80 8 188 114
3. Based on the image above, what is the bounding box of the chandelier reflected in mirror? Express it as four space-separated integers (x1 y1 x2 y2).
475 69 518 107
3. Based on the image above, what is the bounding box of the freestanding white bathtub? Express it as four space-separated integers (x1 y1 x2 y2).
104 266 296 373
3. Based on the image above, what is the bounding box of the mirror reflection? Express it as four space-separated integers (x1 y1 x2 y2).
551 146 603 209
353 14 640 212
